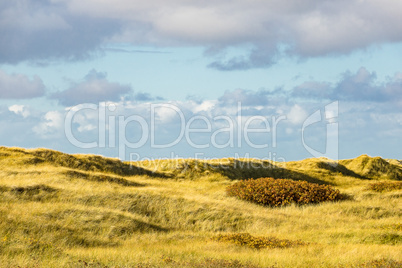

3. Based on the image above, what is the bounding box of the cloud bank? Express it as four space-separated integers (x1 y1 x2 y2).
292 67 402 104
0 67 398 160
2 0 402 69
51 69 132 106
0 70 45 99
0 0 120 64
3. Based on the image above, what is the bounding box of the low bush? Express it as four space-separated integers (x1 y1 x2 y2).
212 233 306 249
367 181 402 192
227 177 343 206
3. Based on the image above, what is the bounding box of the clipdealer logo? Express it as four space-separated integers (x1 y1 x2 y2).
64 101 339 161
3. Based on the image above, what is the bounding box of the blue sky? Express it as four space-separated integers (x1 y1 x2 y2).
0 0 401 161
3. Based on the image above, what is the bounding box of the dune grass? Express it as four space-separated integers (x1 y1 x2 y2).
0 147 401 267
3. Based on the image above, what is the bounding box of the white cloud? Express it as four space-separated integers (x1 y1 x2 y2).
8 105 30 118
33 111 63 136
287 105 308 125
153 102 184 123
73 112 98 133
190 100 217 114
77 124 97 132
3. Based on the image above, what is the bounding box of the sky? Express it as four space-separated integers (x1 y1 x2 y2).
0 0 401 161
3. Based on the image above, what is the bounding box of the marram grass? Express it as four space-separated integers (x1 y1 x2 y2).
0 146 401 267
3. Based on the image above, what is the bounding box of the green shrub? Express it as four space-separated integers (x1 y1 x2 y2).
212 233 306 249
227 177 343 207
367 181 402 192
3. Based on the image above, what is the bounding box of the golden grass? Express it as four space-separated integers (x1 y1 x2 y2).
0 146 401 267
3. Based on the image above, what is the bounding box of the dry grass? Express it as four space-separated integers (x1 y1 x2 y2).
0 146 401 267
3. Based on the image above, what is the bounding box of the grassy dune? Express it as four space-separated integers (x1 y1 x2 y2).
0 147 401 267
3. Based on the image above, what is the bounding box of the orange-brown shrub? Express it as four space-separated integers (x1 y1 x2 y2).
367 181 402 192
226 177 343 206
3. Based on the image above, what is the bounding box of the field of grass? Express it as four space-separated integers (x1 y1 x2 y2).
0 146 401 267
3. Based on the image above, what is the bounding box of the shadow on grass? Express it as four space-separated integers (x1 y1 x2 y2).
64 170 146 187
0 184 60 202
175 159 332 185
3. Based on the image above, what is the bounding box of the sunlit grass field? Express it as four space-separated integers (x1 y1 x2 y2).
0 147 401 267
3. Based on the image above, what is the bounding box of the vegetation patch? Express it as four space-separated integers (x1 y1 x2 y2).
367 181 402 192
1 147 402 267
357 258 402 268
0 184 59 202
342 206 394 219
227 177 343 207
0 147 167 178
160 255 266 268
72 256 266 268
340 155 402 180
362 233 402 245
381 224 402 232
212 233 306 249
65 170 145 187
122 193 248 232
187 258 264 268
